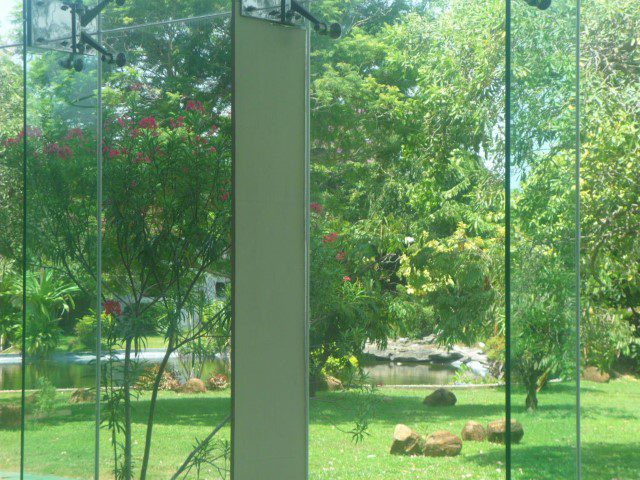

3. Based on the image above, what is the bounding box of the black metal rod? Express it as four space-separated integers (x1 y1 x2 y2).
82 0 112 27
290 0 323 29
80 31 111 58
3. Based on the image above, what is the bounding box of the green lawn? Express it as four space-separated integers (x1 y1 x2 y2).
1 379 639 479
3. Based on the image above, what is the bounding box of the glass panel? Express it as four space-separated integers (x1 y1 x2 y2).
310 0 506 478
580 0 640 478
98 13 232 479
0 1 25 471
508 0 579 479
23 47 99 478
101 0 231 32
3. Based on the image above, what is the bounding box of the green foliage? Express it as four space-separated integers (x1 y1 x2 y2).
32 377 58 416
451 364 499 385
73 313 109 352
8 269 79 356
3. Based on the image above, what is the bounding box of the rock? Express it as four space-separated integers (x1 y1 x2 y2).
465 361 489 377
423 388 457 407
325 375 344 391
583 366 610 383
461 421 486 441
208 374 229 391
390 424 425 455
487 419 524 444
181 377 207 394
0 404 21 429
423 430 462 457
69 388 96 404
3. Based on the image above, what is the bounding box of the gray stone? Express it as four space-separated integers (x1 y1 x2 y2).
423 388 457 407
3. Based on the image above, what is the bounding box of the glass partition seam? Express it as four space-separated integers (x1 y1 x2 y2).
20 1 27 478
95 13 104 480
575 0 582 477
505 1 512 479
304 25 310 479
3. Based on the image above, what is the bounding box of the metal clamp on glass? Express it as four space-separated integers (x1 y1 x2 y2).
27 0 127 70
240 0 342 38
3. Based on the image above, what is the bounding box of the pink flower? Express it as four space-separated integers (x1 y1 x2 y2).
117 117 127 127
220 191 230 202
208 146 217 154
58 145 73 159
139 117 157 129
131 128 141 138
310 202 323 214
169 116 186 129
66 128 84 140
130 180 138 188
109 149 120 158
210 125 219 133
322 232 339 244
3 137 19 147
185 100 204 112
103 299 122 316
335 251 346 261
44 143 60 155
26 127 42 138
134 152 151 164
343 276 351 282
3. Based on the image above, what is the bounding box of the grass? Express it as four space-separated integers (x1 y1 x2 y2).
55 336 170 354
1 379 639 479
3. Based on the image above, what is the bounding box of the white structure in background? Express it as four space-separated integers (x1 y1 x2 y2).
116 272 229 330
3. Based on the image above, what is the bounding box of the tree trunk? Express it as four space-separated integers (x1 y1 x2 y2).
139 336 175 480
525 380 538 411
123 338 133 479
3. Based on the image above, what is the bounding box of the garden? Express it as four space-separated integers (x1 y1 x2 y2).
1 0 639 479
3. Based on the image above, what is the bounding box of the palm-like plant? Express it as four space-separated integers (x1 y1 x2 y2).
10 268 79 356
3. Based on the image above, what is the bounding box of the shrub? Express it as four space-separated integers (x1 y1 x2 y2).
32 377 57 415
74 314 99 351
135 365 181 391
208 374 229 390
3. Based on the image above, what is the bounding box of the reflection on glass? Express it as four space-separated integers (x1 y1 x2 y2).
509 0 579 479
98 14 232 479
100 0 231 31
310 0 505 478
0 44 24 475
579 0 640 478
23 50 98 477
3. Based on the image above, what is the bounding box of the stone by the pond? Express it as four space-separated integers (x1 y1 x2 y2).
423 430 462 457
390 424 426 455
487 419 524 444
423 388 457 407
181 377 207 394
461 421 486 441
69 388 96 404
0 404 21 429
583 366 611 383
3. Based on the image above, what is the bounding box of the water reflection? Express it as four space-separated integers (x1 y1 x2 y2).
0 354 230 391
363 361 456 386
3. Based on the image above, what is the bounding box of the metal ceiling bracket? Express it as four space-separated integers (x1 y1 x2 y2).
27 0 127 70
240 0 341 38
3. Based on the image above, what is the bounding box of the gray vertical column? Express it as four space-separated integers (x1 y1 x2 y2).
232 2 309 479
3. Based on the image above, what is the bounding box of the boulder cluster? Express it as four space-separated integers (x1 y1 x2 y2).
390 388 524 457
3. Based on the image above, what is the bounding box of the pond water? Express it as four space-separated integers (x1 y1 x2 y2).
363 360 456 386
0 355 456 390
